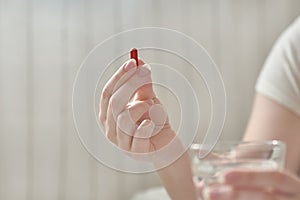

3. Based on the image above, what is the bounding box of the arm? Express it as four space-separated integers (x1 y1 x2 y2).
244 93 300 173
157 149 197 200
204 93 300 200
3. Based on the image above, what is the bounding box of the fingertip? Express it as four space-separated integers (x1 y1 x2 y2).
222 169 245 184
203 185 232 200
124 59 137 72
129 58 137 65
138 58 145 66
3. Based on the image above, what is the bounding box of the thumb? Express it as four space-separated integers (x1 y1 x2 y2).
134 59 156 100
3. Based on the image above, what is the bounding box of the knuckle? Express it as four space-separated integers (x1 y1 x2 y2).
116 136 130 151
107 98 113 110
113 73 123 82
117 112 130 126
120 145 130 151
106 131 114 141
100 116 106 125
137 101 151 112
98 112 106 124
109 95 119 107
108 98 113 109
115 74 122 80
106 130 118 145
101 87 110 99
114 73 122 81
129 101 148 111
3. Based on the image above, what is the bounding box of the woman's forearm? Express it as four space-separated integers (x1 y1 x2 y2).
156 151 197 200
149 129 198 200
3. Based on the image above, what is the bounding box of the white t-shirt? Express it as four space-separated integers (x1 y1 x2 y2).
256 17 300 116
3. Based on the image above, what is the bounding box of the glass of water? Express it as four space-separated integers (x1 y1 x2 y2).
189 140 286 199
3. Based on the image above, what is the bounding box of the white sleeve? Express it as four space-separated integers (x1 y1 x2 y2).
256 17 300 116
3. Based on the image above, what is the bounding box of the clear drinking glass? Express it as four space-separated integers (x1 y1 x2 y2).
189 140 286 200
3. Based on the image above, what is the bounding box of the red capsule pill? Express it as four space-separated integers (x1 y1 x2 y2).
130 48 138 66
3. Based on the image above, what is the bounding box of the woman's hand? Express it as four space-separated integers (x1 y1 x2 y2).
204 169 300 200
99 58 175 155
99 58 198 200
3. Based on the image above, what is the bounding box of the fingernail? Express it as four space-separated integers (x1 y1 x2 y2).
137 64 151 76
203 185 232 200
124 59 136 72
140 119 153 128
137 120 155 138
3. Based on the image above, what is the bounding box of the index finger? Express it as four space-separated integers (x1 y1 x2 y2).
99 59 137 123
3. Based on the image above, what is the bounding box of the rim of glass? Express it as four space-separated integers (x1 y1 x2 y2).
190 140 285 152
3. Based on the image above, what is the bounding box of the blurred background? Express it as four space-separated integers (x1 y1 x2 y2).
1 0 300 199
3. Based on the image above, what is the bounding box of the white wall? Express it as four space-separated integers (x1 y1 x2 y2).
0 0 299 199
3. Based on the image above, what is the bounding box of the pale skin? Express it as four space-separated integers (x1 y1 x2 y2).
99 59 197 200
204 94 300 200
99 59 300 199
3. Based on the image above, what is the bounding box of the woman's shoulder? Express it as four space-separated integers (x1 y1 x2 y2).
256 16 300 117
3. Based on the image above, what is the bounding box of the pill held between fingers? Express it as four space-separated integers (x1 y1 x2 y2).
130 48 139 66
